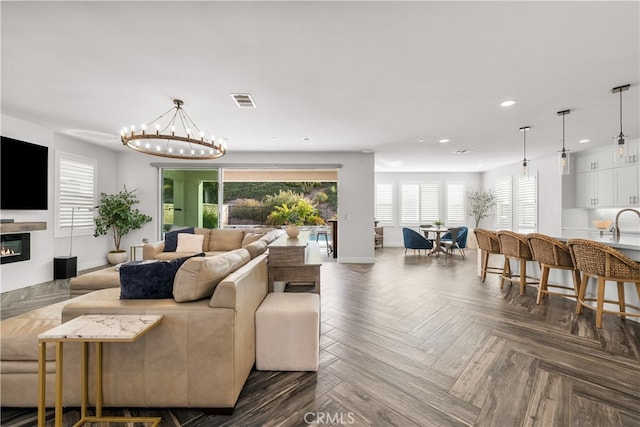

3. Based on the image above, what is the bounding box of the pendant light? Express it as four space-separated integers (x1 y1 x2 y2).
557 109 571 175
611 84 630 159
520 126 531 177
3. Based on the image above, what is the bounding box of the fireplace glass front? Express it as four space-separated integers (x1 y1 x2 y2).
0 233 30 264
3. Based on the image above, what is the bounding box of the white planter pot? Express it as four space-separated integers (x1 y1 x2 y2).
286 225 300 238
107 251 128 265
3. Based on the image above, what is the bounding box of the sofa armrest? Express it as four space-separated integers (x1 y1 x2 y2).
143 241 165 260
210 254 268 309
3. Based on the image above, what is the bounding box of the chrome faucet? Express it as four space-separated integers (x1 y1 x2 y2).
613 208 640 239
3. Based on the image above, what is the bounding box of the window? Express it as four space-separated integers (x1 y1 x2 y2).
375 184 393 223
420 183 440 223
400 184 419 223
55 152 96 237
446 182 465 225
515 174 537 232
495 177 512 229
400 182 440 225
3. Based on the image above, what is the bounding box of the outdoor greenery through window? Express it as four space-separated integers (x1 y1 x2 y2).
224 182 337 226
160 168 337 233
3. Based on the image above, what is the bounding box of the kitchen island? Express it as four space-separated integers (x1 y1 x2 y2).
557 230 640 261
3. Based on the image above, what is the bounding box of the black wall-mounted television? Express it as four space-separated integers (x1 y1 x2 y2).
1 136 49 210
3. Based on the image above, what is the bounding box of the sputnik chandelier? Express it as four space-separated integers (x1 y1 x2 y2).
121 99 227 160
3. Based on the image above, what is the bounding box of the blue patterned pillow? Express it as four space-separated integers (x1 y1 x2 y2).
163 227 195 252
119 255 202 299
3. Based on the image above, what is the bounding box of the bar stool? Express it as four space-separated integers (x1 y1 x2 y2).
496 230 539 295
474 229 508 282
527 233 581 305
567 238 640 328
315 226 332 255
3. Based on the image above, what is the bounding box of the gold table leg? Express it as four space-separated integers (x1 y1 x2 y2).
55 342 63 427
37 342 46 427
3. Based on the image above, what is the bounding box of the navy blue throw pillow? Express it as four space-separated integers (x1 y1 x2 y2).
119 254 203 299
163 227 195 252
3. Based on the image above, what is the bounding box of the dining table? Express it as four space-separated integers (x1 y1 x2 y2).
419 226 451 256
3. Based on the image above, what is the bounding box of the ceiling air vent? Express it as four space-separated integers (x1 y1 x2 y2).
453 149 473 154
230 93 256 108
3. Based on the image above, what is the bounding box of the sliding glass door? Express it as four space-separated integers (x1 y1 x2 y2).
161 168 219 232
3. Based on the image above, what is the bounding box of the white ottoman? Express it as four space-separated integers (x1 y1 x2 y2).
256 292 320 371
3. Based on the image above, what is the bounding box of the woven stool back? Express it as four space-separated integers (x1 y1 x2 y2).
474 229 501 254
527 233 574 268
567 238 640 280
497 230 533 260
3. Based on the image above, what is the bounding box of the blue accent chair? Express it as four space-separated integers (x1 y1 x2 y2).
440 226 468 258
402 227 434 255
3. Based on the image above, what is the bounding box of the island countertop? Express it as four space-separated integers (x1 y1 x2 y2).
557 230 640 260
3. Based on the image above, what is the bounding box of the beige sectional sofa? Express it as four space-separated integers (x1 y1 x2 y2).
0 227 284 410
143 227 281 261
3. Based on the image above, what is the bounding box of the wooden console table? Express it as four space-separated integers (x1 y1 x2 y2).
268 231 321 294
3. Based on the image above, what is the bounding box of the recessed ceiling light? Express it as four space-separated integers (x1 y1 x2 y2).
362 148 374 154
303 137 310 141
500 100 516 107
418 139 425 143
438 139 450 143
579 139 590 144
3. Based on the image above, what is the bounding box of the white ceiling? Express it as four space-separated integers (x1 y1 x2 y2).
2 1 639 172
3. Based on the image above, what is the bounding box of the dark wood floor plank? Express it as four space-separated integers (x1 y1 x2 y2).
326 359 471 427
522 369 572 427
474 346 539 426
449 335 510 408
572 394 623 427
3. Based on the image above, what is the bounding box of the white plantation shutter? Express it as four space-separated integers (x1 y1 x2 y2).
56 152 96 236
516 174 537 232
375 183 394 223
401 184 420 223
495 178 512 229
419 183 439 223
446 182 465 225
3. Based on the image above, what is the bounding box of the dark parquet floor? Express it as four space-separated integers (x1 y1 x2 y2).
2 247 639 426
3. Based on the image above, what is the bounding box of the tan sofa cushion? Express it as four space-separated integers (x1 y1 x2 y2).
209 229 245 251
176 233 204 253
173 248 251 302
244 240 268 258
194 228 211 251
241 232 262 247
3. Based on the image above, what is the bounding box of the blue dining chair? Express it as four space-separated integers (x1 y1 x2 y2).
402 227 434 256
440 226 468 258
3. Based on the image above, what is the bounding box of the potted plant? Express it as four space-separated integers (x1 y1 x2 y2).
434 219 444 227
94 186 152 264
467 189 496 228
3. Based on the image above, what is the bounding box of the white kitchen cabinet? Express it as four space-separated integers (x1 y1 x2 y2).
575 168 614 208
575 146 614 174
614 140 640 167
614 164 640 207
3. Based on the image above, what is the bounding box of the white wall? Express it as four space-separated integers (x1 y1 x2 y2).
375 172 483 247
0 115 118 292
